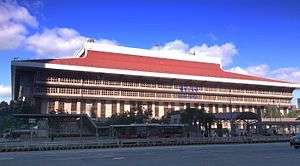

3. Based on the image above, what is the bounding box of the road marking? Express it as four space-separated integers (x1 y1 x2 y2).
113 157 125 160
0 157 14 161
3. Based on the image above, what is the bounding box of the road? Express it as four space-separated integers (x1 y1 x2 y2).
0 143 300 166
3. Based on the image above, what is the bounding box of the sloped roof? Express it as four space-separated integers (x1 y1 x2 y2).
23 50 286 83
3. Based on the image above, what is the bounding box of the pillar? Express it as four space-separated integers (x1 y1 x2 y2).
198 104 202 109
244 107 249 112
174 105 180 111
117 101 120 114
212 105 216 113
218 106 223 113
124 102 130 112
239 106 243 112
64 102 72 114
204 105 209 113
159 104 164 118
76 102 81 114
105 102 112 118
97 102 101 117
152 103 156 117
183 103 187 110
54 101 59 112
226 105 230 113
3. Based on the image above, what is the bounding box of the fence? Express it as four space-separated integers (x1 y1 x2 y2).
0 136 291 152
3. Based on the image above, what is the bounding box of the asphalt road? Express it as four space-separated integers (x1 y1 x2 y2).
0 143 300 166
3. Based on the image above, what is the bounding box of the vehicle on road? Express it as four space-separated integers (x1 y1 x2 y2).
290 133 300 149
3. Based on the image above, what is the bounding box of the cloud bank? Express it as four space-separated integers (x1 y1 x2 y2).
230 65 300 83
0 84 11 98
151 40 238 66
0 1 38 50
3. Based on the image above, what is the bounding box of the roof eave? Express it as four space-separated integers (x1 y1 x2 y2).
12 61 300 89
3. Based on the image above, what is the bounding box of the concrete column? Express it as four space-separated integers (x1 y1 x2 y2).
212 105 216 113
124 102 130 112
285 108 290 115
64 103 72 114
159 104 164 118
174 105 180 111
76 102 81 114
198 104 202 109
218 106 223 113
105 102 112 118
152 103 156 117
280 108 284 115
117 101 120 114
85 103 93 116
226 105 230 113
252 107 255 113
54 101 59 112
239 106 243 112
168 103 172 109
97 103 101 117
204 105 209 112
244 107 249 112
232 106 237 112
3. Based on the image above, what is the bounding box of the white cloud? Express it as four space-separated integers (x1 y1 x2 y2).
269 67 300 83
151 40 238 66
26 27 119 58
229 65 300 83
229 64 269 77
151 40 189 54
0 2 37 50
0 85 11 99
26 28 87 58
190 43 238 66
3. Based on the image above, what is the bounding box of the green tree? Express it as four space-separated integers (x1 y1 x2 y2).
285 110 299 118
179 107 215 137
0 101 9 112
263 106 282 118
107 104 154 125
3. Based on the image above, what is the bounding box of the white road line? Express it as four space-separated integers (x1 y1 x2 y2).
0 157 14 161
113 157 125 160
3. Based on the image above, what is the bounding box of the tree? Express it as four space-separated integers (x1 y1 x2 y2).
0 101 9 112
0 99 38 133
107 104 154 125
263 106 282 118
179 107 215 137
286 110 300 118
9 99 37 114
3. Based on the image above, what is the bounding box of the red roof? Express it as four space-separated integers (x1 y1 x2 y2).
26 50 286 83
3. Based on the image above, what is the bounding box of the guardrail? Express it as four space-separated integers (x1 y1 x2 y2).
0 136 291 153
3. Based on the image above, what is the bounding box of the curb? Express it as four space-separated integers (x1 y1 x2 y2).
0 139 290 153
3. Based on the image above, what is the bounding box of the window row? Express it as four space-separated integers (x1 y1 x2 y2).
35 87 291 104
36 74 292 96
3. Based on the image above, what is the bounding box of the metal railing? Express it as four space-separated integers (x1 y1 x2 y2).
0 135 291 152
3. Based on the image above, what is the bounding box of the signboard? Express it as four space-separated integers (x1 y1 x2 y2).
28 118 36 124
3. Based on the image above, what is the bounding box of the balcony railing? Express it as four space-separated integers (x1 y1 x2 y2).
35 78 293 99
34 87 292 107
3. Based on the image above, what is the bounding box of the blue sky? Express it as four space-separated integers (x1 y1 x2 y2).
1 0 300 104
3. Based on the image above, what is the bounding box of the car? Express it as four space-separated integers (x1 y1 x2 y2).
290 133 300 149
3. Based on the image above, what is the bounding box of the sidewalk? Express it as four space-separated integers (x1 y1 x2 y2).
0 135 291 153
